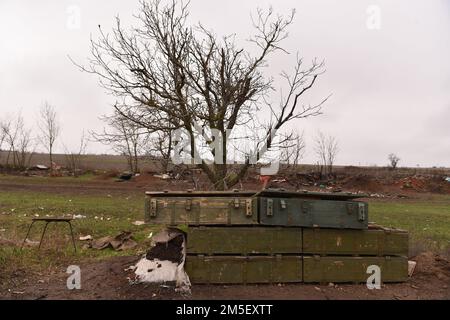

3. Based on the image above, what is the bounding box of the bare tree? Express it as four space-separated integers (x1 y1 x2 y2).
63 131 88 176
0 121 6 150
146 129 174 173
280 130 306 172
2 118 16 166
92 111 149 173
2 113 35 169
314 131 339 177
75 1 328 190
326 134 339 175
15 127 34 169
314 132 327 177
388 153 400 170
0 119 8 164
38 102 60 169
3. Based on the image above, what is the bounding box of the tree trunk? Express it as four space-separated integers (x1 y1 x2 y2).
49 147 53 172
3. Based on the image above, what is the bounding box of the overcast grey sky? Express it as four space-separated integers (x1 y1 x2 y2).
1 0 449 167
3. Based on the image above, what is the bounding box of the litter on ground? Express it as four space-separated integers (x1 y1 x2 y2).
89 231 137 251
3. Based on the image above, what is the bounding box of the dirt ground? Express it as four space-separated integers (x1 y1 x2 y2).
2 168 450 197
1 252 449 300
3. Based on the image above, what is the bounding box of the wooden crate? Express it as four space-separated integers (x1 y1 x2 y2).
144 190 368 229
186 226 302 255
303 256 408 283
258 197 368 229
303 226 409 256
185 255 303 284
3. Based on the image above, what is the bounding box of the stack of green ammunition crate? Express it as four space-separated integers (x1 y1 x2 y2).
144 190 409 284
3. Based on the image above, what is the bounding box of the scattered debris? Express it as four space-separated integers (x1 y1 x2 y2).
445 177 450 183
0 228 5 232
32 164 49 171
24 239 39 247
370 193 386 198
89 231 137 251
118 172 133 181
12 291 25 295
124 265 137 272
153 173 171 180
408 261 417 277
132 220 145 226
79 235 93 241
73 214 86 219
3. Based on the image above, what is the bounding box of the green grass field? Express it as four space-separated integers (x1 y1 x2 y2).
0 190 162 274
1 189 449 275
370 195 450 253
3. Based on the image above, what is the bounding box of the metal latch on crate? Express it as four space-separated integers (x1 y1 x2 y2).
246 199 253 216
280 199 287 210
358 203 366 221
266 198 273 216
150 199 157 217
185 199 192 211
346 203 355 215
301 200 310 214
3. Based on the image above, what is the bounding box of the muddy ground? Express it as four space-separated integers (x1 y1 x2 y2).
1 252 449 300
2 165 450 197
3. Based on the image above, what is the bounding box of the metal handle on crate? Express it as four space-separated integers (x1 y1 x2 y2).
150 199 157 217
266 198 273 216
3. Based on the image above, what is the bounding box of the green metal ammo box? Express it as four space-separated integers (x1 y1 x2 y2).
303 256 408 283
302 226 409 256
186 225 408 256
186 226 303 255
144 191 258 225
185 255 303 284
144 190 368 229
